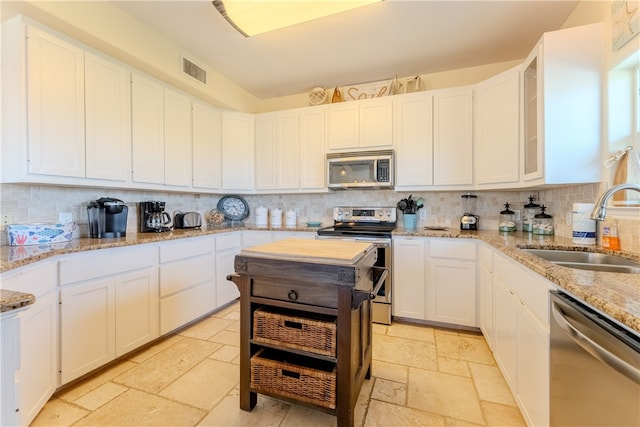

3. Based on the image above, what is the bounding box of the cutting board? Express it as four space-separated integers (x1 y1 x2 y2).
241 238 374 265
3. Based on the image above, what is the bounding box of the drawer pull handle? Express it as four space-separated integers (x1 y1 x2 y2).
287 290 298 301
281 369 300 379
283 320 303 329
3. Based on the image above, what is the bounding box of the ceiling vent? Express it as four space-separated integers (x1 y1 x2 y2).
182 57 206 84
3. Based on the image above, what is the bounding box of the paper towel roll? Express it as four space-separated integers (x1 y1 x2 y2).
572 203 596 245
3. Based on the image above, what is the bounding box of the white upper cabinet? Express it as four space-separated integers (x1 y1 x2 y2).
192 101 222 190
299 107 326 190
222 112 255 191
276 111 300 189
474 66 520 186
26 25 85 178
326 97 393 151
85 51 131 182
131 73 165 184
433 87 473 186
522 23 603 184
254 112 278 189
164 89 192 187
394 92 434 188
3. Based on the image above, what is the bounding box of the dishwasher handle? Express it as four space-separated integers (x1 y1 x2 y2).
551 299 640 385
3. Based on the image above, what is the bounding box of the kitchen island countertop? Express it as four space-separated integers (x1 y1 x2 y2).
1 225 638 333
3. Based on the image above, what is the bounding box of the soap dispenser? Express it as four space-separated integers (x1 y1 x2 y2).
533 205 554 235
499 202 516 232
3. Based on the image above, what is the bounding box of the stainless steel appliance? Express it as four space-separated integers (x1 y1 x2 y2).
87 197 128 238
173 211 202 229
460 193 478 230
550 291 640 427
327 150 394 190
317 206 396 324
139 201 172 232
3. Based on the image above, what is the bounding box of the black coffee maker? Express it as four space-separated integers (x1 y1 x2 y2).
139 201 172 232
87 198 128 238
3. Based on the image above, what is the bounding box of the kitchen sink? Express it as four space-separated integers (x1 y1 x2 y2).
520 249 640 274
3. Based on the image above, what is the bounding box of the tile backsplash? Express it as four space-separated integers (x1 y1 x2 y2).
1 183 638 254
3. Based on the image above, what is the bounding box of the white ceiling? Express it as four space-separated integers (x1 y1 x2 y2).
68 1 585 99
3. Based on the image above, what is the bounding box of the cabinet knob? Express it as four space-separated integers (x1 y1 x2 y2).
287 290 298 301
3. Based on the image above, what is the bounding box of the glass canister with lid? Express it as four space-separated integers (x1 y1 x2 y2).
499 202 517 232
532 205 554 235
522 196 540 232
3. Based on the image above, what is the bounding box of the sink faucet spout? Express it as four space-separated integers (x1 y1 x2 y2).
590 183 640 221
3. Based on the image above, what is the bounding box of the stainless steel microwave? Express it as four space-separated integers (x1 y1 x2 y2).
327 150 394 190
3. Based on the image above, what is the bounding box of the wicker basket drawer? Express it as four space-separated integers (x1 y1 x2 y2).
253 307 337 357
251 348 336 409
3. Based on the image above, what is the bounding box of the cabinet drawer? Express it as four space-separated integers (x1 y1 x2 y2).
160 254 214 297
60 245 156 285
217 232 241 251
0 260 56 298
252 278 338 309
160 236 214 263
430 239 476 260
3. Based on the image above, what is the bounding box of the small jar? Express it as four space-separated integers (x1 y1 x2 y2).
499 202 517 232
523 196 540 233
532 205 554 235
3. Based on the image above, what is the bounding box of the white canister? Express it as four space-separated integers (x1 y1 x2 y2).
285 209 297 228
270 208 282 227
572 203 596 245
255 206 268 226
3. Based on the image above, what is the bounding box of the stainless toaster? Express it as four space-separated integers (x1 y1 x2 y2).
173 212 202 229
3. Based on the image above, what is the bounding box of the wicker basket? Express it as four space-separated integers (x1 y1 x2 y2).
251 349 336 409
253 307 337 357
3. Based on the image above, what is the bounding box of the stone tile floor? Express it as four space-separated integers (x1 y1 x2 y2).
32 301 526 426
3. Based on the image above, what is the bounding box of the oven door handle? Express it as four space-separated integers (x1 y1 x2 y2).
352 267 388 309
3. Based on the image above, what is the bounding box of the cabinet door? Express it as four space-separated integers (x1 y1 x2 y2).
492 279 518 389
394 93 433 187
277 111 299 189
392 237 426 319
164 90 192 187
131 73 164 184
18 291 58 425
254 113 278 189
433 88 473 185
115 267 159 356
522 49 542 181
26 26 85 177
477 244 494 349
475 67 520 185
299 107 326 189
60 277 116 384
85 52 131 182
427 259 476 326
222 112 255 190
517 307 549 427
326 103 359 151
192 101 222 189
359 98 393 148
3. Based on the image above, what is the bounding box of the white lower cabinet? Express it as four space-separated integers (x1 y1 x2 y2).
159 236 216 335
59 245 158 384
215 232 242 306
0 260 58 426
490 250 551 427
477 243 495 349
393 237 476 326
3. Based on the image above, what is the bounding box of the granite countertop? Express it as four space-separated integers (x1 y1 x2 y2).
1 225 639 334
1 289 35 313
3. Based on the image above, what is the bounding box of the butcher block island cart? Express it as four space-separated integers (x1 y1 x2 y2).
227 239 385 427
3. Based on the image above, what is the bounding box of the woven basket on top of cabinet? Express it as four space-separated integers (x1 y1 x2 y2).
251 348 337 409
252 307 337 357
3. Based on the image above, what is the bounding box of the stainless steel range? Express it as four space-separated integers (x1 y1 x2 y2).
317 207 396 324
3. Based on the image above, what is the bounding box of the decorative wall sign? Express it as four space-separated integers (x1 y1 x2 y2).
342 78 392 101
612 0 639 51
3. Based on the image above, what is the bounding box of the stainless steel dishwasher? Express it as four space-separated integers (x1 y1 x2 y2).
550 291 640 427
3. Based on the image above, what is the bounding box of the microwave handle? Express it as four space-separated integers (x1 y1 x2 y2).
373 160 378 182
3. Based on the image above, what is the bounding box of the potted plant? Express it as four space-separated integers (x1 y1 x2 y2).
397 195 424 230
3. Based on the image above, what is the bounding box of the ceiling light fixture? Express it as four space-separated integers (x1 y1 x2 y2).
213 0 381 37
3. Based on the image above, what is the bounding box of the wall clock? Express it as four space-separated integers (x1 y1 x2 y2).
217 195 250 221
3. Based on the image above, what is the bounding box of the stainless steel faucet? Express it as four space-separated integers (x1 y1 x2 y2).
590 183 640 220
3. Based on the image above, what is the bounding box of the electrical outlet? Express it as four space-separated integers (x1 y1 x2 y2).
2 214 14 230
419 209 427 220
59 212 73 223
